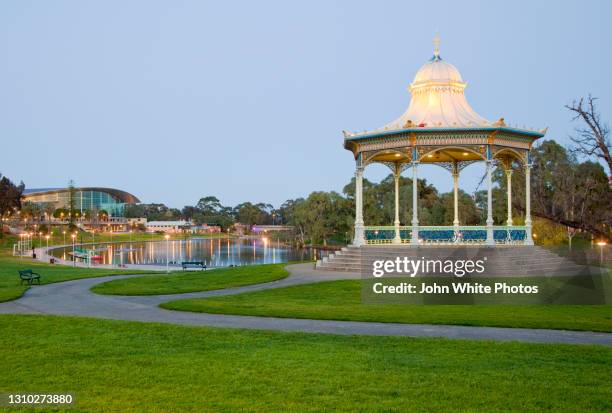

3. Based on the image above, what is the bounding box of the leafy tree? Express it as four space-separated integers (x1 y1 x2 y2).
234 202 266 226
196 196 223 214
53 208 69 220
124 203 181 221
291 191 352 246
496 140 612 240
0 173 24 218
21 201 42 221
68 180 76 225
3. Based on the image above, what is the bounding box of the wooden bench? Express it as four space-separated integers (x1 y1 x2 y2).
181 261 206 271
19 269 41 285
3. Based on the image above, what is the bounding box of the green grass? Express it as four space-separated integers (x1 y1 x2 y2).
162 279 612 332
0 255 158 302
0 235 160 302
91 264 289 295
1 315 610 412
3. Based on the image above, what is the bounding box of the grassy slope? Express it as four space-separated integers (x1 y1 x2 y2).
162 279 612 332
1 315 610 412
0 236 158 302
92 264 289 295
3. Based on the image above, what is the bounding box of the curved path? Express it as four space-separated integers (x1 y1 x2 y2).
1 263 611 346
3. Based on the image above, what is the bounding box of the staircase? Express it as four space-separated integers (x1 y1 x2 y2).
316 245 601 276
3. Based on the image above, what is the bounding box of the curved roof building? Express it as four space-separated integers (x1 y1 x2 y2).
23 187 140 217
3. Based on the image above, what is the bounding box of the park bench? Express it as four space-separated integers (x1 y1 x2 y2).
19 269 41 285
181 261 207 271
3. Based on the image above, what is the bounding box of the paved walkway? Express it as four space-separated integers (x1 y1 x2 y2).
1 263 611 346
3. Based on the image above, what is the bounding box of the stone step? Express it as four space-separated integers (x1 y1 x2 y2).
317 245 593 276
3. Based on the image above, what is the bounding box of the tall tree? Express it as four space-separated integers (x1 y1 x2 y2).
67 180 76 225
0 174 24 236
196 196 223 214
0 174 24 217
566 95 611 178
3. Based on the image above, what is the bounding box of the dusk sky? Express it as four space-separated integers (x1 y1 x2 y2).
1 1 609 208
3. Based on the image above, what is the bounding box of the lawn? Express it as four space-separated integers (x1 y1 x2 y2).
162 279 612 332
0 253 158 303
92 264 289 295
0 315 610 412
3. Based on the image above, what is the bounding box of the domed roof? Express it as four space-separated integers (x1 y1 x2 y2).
344 35 548 140
411 55 464 86
378 35 490 130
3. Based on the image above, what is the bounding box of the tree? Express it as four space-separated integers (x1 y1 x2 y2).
509 140 612 240
68 180 77 225
181 206 199 220
566 96 611 178
53 208 69 220
0 173 24 237
196 196 223 214
234 202 265 226
291 192 352 246
41 202 55 221
0 173 24 217
124 203 180 221
21 201 42 221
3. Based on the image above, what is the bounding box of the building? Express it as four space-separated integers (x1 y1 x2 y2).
146 220 192 233
342 36 545 246
251 225 294 233
127 217 148 228
23 187 140 217
192 224 222 234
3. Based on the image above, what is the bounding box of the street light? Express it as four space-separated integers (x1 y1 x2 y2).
597 241 607 265
62 230 66 245
71 233 77 267
45 235 50 250
165 234 170 273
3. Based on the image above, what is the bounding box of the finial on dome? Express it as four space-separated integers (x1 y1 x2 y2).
433 33 441 58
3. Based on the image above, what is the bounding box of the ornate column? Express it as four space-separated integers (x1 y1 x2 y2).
452 162 460 228
393 166 402 244
505 168 513 226
353 164 365 246
524 163 534 245
485 159 495 245
411 161 419 245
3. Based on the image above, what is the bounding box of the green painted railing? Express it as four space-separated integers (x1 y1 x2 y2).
363 225 528 245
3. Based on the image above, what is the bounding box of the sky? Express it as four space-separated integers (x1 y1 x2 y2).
0 0 610 208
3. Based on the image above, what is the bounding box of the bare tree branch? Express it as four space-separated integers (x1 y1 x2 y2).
566 95 612 177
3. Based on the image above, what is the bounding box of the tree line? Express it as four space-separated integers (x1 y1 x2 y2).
2 96 610 245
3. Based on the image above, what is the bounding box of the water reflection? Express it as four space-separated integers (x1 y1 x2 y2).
51 237 326 267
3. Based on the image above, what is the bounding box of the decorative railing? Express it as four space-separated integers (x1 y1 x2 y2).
364 226 411 244
363 225 527 245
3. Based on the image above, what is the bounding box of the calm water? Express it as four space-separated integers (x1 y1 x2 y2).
51 237 325 267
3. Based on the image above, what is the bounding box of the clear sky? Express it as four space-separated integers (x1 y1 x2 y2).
1 0 609 208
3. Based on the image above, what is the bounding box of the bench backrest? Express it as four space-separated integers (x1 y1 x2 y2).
19 269 33 275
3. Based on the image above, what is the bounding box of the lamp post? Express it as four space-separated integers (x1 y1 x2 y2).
597 241 607 265
71 233 76 267
19 233 24 258
45 235 50 250
165 234 170 273
62 230 66 246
